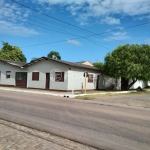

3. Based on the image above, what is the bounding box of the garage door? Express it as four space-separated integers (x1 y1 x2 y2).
16 72 27 88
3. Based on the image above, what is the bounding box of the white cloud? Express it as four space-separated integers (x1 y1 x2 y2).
104 31 130 41
67 40 82 46
0 0 38 36
101 16 120 25
0 21 38 36
0 1 30 21
36 0 150 25
135 15 150 21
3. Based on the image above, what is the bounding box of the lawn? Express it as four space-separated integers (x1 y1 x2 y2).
75 90 150 109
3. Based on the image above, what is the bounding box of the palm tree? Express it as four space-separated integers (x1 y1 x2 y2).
47 51 61 60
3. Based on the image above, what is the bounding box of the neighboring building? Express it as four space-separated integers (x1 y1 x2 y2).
0 57 100 91
76 61 93 67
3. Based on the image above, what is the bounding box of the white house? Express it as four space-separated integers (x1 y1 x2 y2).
0 57 101 91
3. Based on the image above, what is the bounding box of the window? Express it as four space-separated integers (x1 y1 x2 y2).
6 71 11 78
88 74 93 83
55 72 64 82
32 72 39 81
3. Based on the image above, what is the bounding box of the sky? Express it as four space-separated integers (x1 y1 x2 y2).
0 0 150 63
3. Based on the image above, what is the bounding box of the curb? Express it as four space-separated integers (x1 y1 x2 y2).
0 87 137 98
0 87 73 98
73 90 137 97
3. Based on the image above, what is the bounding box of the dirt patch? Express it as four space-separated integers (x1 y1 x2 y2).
76 91 150 109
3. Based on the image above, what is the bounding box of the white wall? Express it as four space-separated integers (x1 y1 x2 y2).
147 81 150 87
98 74 121 90
68 67 100 91
97 74 148 90
130 80 147 89
0 61 27 86
26 60 69 90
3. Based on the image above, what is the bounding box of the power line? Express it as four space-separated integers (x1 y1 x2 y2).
20 21 150 48
0 3 124 49
9 0 123 43
0 14 81 37
10 0 98 34
6 0 150 48
2 1 150 47
0 4 125 49
0 13 111 49
0 5 89 35
85 38 111 50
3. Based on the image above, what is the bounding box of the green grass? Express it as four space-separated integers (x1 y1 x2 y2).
75 90 150 100
75 93 122 100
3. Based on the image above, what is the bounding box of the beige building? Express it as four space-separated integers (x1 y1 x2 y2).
76 61 93 67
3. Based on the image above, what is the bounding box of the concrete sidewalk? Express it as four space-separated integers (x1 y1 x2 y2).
0 119 96 150
0 86 136 98
0 87 73 98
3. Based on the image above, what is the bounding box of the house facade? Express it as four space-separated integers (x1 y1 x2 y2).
0 57 100 91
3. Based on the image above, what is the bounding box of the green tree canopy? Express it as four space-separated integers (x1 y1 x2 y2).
47 51 61 60
93 62 104 70
104 44 150 90
0 42 26 62
30 57 39 63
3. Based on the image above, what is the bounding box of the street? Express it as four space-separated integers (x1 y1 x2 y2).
0 90 150 150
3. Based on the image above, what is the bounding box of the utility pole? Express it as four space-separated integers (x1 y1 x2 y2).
84 74 86 94
83 72 88 94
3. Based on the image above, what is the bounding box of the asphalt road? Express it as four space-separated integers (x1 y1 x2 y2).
0 90 150 150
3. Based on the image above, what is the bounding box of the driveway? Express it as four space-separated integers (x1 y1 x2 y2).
0 90 150 150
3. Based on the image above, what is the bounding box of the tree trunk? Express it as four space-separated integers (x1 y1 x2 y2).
121 77 128 90
127 79 137 90
121 77 137 90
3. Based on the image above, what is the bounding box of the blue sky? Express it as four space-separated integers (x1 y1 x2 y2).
0 0 150 63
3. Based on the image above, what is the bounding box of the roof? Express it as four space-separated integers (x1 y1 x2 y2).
23 57 101 71
76 61 87 63
76 60 93 67
0 59 27 67
0 57 101 71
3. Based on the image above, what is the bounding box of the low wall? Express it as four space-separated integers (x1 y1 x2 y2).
98 74 121 90
98 74 148 90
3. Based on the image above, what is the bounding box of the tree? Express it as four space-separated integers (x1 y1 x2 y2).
30 57 39 63
47 51 61 60
0 42 26 62
93 62 104 70
104 44 150 90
